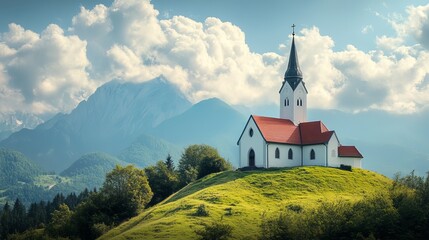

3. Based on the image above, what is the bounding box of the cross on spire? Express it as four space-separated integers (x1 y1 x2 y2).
292 24 296 36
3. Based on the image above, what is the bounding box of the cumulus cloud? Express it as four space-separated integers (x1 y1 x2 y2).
0 24 94 114
2 0 429 115
402 4 429 49
294 26 429 113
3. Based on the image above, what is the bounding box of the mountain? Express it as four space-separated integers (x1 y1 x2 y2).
0 77 192 172
0 112 43 141
0 148 42 188
152 98 247 164
117 134 182 168
100 167 391 239
57 152 125 192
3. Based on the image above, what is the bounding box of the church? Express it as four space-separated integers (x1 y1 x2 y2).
237 28 363 169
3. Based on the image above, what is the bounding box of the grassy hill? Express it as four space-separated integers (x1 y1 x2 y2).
57 152 125 192
0 148 42 188
101 167 392 240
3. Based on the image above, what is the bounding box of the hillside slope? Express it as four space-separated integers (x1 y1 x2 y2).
0 149 42 188
56 152 125 192
101 167 391 240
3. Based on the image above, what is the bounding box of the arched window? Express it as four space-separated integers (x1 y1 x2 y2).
284 98 289 106
297 99 300 106
310 149 315 160
275 148 280 159
300 99 303 106
288 149 293 160
249 128 253 137
249 149 255 167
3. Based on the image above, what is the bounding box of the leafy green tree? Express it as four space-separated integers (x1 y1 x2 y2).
198 156 232 179
45 204 73 237
100 165 153 221
145 160 179 205
178 145 223 185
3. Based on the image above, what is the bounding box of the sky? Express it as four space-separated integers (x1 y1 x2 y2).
1 0 429 116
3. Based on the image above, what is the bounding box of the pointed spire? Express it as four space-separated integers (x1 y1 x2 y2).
285 24 302 79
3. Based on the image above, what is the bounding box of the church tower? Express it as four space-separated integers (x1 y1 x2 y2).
279 25 308 125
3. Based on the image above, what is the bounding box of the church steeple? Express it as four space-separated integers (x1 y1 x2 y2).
279 24 307 125
284 24 303 90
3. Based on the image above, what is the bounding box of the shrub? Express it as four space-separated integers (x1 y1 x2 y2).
195 221 233 240
194 204 209 217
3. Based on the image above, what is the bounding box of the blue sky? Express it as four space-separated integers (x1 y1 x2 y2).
1 0 429 115
1 0 425 52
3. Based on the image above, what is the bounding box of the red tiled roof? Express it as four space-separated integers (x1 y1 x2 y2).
251 115 333 145
299 121 334 145
338 146 363 158
253 116 301 144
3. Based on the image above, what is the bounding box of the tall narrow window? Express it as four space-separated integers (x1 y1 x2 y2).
297 99 300 106
275 148 280 159
310 149 315 160
300 99 303 106
288 149 293 160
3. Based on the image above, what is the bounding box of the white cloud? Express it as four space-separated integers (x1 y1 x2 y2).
404 4 429 48
2 0 429 115
0 24 94 114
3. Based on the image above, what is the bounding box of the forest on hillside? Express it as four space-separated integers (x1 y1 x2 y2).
0 145 232 239
1 144 428 239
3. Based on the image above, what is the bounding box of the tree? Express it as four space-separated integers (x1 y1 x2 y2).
165 154 175 171
178 145 223 185
11 198 27 233
145 161 179 205
100 165 153 221
198 156 232 179
1 202 11 239
45 204 73 237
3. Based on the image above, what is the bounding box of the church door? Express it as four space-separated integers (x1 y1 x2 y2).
249 149 255 167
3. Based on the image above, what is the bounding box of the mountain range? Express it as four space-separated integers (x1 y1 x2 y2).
1 76 428 180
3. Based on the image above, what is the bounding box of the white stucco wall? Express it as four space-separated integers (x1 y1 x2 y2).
267 144 301 168
238 117 266 168
337 157 362 168
326 134 340 167
302 144 326 166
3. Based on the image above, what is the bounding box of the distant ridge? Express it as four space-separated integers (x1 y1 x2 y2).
152 97 247 163
0 77 192 172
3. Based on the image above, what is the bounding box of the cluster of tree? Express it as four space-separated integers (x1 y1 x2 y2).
0 189 94 239
260 171 429 240
0 144 231 239
145 145 232 206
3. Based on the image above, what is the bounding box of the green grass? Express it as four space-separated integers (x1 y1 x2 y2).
33 175 71 189
100 167 392 240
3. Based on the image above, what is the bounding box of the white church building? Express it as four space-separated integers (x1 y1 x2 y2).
237 29 363 169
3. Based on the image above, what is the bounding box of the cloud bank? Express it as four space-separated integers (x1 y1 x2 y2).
1 0 429 115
